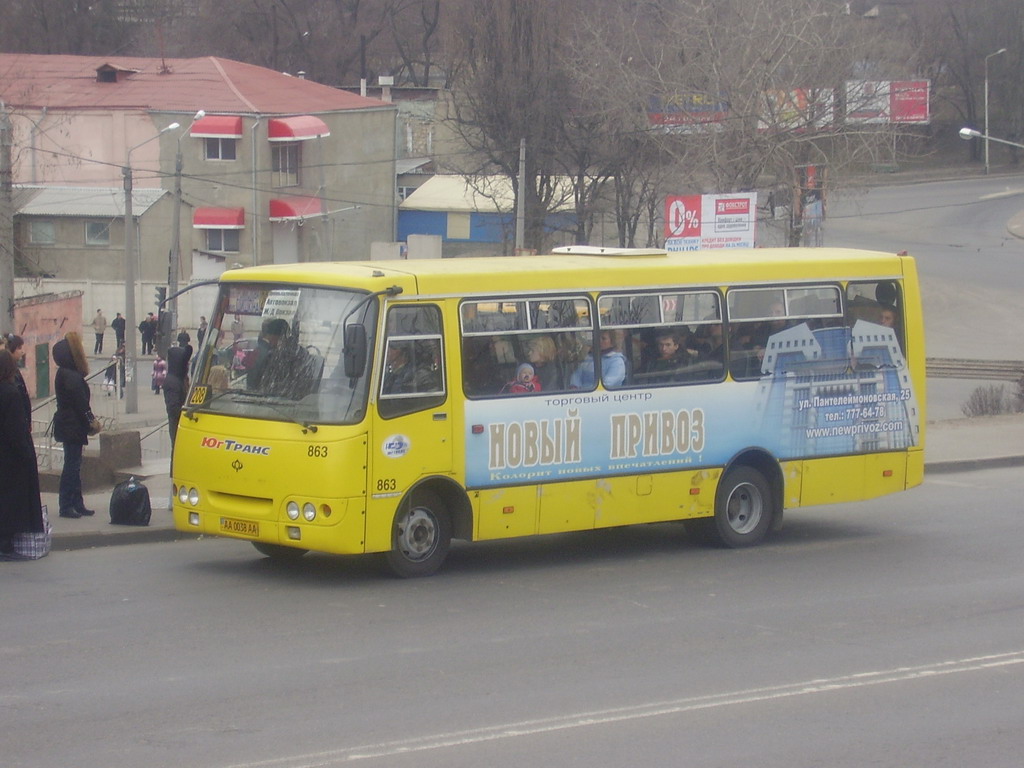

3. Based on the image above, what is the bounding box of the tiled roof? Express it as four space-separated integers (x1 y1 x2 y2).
0 54 386 115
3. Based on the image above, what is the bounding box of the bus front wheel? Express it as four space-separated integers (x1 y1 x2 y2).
708 466 774 548
385 491 452 578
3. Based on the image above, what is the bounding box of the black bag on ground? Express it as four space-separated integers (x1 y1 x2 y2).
109 477 152 526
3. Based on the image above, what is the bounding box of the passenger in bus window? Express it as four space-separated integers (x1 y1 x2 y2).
382 341 439 395
208 364 230 393
879 304 898 329
570 330 627 389
753 301 788 347
502 363 541 394
638 329 688 384
693 322 725 363
247 318 289 391
525 335 561 391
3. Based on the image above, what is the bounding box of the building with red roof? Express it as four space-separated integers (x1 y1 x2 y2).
2 54 398 321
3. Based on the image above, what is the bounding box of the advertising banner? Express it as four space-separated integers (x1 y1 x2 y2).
647 93 729 132
846 80 930 125
464 321 920 489
664 193 757 251
759 88 836 132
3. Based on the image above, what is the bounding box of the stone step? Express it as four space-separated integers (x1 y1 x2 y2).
113 459 170 484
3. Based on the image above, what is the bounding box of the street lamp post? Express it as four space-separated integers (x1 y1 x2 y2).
984 47 1007 175
166 110 205 357
123 122 179 414
959 127 1024 152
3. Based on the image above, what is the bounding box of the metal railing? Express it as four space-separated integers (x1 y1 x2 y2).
926 358 1024 381
32 360 170 471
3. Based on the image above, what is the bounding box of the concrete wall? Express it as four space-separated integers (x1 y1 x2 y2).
12 290 83 399
16 195 176 283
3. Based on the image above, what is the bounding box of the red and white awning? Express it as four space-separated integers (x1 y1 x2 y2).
267 116 330 142
269 196 324 221
190 115 243 139
193 207 245 229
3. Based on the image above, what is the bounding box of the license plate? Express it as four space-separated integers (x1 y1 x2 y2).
220 517 259 537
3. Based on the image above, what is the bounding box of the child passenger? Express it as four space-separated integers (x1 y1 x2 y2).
504 363 541 394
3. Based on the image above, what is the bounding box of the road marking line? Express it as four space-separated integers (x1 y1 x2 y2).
979 189 1024 200
223 650 1024 767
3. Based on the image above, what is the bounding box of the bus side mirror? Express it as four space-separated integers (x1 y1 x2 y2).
343 325 367 378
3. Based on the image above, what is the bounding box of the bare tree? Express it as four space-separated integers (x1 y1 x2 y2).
388 0 444 87
905 0 1023 163
586 0 918 246
443 0 576 252
0 0 130 55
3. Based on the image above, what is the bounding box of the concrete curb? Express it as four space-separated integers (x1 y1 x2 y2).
45 453 1024 551
52 527 200 551
923 455 1024 475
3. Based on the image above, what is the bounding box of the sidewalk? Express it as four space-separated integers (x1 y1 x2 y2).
42 412 1024 552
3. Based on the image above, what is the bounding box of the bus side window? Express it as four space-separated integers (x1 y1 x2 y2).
847 280 904 354
379 305 446 419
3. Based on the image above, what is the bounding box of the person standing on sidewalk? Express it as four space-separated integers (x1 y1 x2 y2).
53 332 98 519
111 312 126 348
163 331 193 450
151 353 167 395
0 349 45 559
197 316 208 348
91 309 108 354
5 334 32 429
139 313 157 356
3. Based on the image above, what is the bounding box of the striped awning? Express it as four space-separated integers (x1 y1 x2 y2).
269 196 324 221
193 207 245 229
190 115 243 139
267 116 330 141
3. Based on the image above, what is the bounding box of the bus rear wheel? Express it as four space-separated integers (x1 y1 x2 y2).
708 466 774 548
385 491 451 578
252 542 309 559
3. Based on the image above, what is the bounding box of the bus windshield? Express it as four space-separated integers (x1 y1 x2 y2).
189 283 378 426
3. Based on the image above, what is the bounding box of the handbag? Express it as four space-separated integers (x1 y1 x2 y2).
87 411 103 436
8 506 53 560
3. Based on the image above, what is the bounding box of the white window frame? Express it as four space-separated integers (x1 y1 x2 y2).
206 229 241 253
29 220 56 245
205 137 238 161
85 220 111 246
272 143 301 187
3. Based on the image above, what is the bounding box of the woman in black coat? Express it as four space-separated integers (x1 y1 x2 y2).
53 332 96 519
5 334 32 430
0 349 44 556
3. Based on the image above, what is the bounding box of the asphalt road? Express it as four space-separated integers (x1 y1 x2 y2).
825 174 1024 361
4 466 1023 767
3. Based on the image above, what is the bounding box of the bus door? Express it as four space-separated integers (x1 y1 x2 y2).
370 304 452 502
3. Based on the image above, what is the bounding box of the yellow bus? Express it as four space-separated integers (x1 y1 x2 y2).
173 247 924 576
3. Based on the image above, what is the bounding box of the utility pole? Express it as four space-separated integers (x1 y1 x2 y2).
123 164 139 414
0 105 14 335
123 122 179 413
166 110 204 356
515 138 526 252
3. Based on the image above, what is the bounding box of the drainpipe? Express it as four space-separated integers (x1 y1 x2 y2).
250 116 261 266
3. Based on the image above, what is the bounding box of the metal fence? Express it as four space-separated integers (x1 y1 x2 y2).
32 360 170 472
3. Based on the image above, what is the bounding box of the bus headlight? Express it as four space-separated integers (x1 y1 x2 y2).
303 502 316 521
188 488 200 506
178 485 190 505
286 501 300 520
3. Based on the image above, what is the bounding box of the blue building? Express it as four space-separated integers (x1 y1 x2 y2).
398 175 576 257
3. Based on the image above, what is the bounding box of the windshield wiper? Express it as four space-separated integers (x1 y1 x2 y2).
198 389 321 433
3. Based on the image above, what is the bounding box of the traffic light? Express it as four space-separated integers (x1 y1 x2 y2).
155 286 167 308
